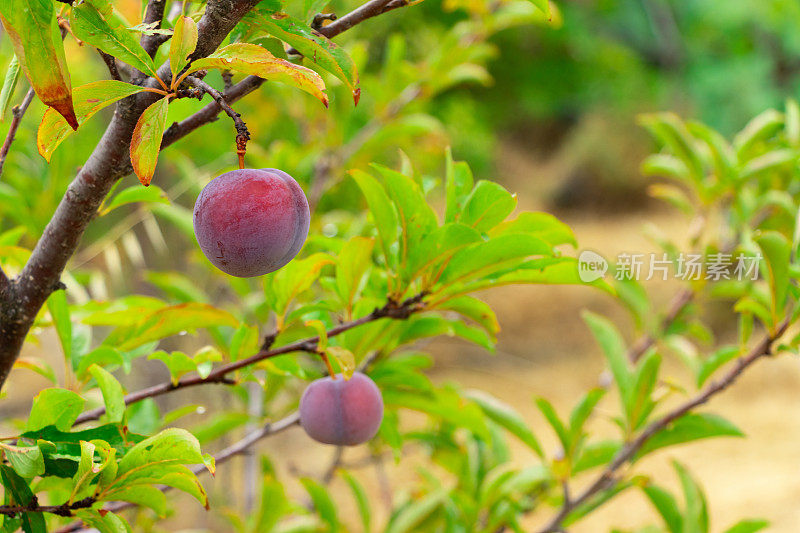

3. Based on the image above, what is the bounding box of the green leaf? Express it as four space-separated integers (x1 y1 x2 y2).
0 55 20 121
70 441 99 501
26 388 85 432
535 397 569 452
642 484 683 533
572 440 621 474
437 234 552 287
37 80 147 161
186 43 328 106
300 477 339 530
351 169 400 271
169 16 198 81
335 237 374 313
568 388 606 445
245 10 359 103
371 164 438 273
340 470 370 533
110 303 238 351
0 443 44 478
639 113 704 181
0 465 46 533
582 311 633 412
733 108 784 159
110 485 167 517
265 252 334 319
75 347 124 380
406 223 482 282
696 345 739 387
46 289 71 361
628 350 661 428
523 0 551 18
148 350 197 385
384 387 490 440
638 413 744 457
88 365 126 424
70 0 158 79
491 211 577 247
756 231 791 322
253 470 288 531
386 490 447 533
74 509 131 533
723 519 770 533
100 185 169 215
11 357 57 385
103 428 208 507
130 97 170 186
433 295 499 342
445 149 474 223
674 461 709 533
460 180 517 232
465 389 544 457
0 0 77 129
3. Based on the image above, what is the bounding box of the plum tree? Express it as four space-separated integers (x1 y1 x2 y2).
300 372 384 446
193 168 310 277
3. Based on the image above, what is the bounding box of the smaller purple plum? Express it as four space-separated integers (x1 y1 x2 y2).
299 372 384 446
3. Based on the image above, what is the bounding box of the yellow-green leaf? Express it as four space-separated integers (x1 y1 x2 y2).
187 43 328 107
169 16 198 82
130 97 170 186
38 80 148 161
70 0 159 79
0 0 77 128
244 10 359 103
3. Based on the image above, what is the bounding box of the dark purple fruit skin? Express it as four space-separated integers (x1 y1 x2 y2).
193 168 310 277
299 372 384 446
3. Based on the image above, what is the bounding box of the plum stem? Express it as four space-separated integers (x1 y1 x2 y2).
186 75 251 169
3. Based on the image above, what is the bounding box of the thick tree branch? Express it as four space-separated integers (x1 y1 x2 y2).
535 314 792 533
0 87 36 179
98 51 121 81
140 0 169 59
74 294 425 425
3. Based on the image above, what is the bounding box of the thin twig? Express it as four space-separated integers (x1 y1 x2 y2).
186 76 250 168
0 87 36 179
535 315 792 533
0 497 94 518
53 412 301 533
73 294 425 425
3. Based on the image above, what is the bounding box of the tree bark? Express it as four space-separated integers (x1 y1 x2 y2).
0 0 261 389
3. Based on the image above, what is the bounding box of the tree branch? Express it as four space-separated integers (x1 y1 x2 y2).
140 0 169 59
186 76 250 166
98 50 121 81
0 496 94 518
0 86 36 179
73 294 425 425
54 412 301 533
535 314 792 533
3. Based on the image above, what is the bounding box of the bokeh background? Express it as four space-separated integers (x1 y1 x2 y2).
1 0 799 530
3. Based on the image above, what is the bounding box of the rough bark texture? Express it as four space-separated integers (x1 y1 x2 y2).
0 0 261 389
